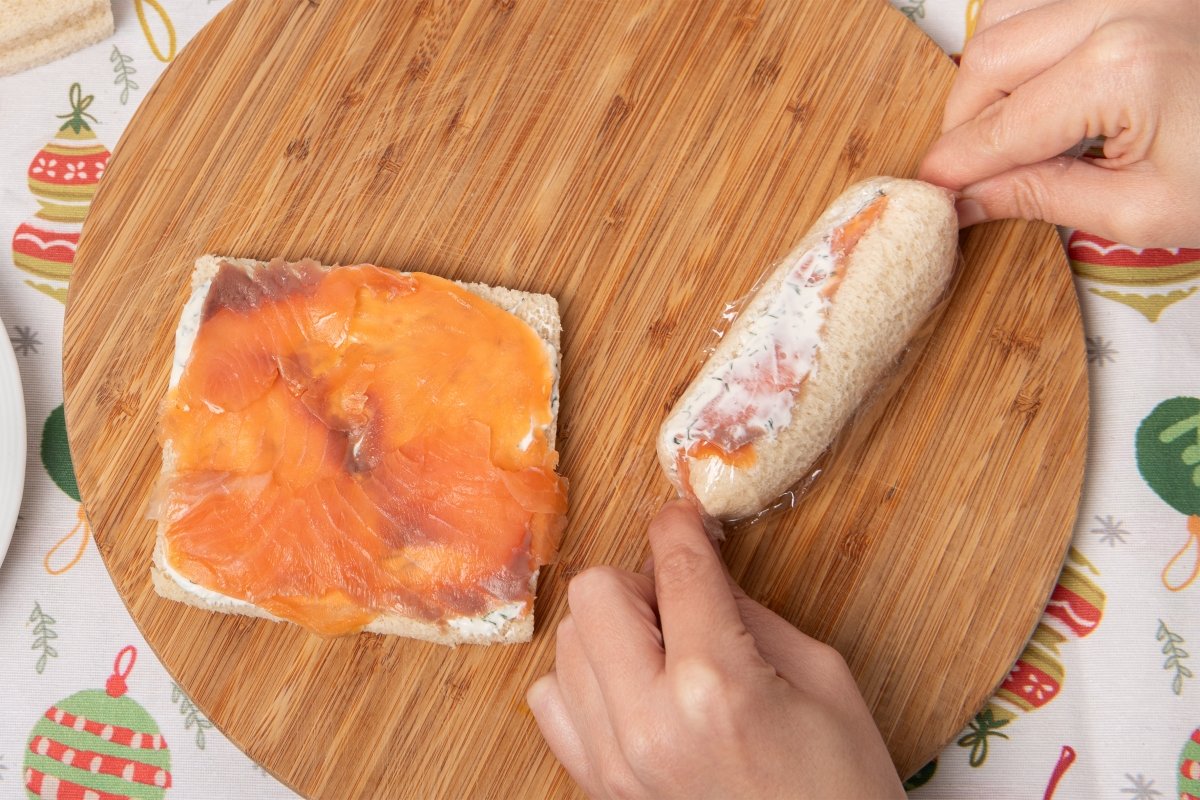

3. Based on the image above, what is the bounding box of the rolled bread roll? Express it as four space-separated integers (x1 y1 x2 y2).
658 177 957 521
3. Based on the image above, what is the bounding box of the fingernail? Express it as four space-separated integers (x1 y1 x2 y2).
640 555 655 575
956 198 987 228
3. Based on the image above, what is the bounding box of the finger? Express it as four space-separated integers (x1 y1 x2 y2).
554 616 634 782
958 156 1177 246
706 556 829 684
973 0 1063 36
700 549 854 691
727 589 846 687
639 523 722 577
920 40 1130 191
943 0 1101 132
528 674 603 796
567 566 664 719
649 501 760 667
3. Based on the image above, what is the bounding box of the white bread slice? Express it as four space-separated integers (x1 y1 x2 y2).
658 177 957 521
151 255 562 645
0 0 113 77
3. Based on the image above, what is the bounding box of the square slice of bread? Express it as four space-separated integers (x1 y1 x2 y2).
151 255 562 645
0 0 113 77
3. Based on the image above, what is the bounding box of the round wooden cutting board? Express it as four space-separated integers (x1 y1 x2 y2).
63 0 1087 796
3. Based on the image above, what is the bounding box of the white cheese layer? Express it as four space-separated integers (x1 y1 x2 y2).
161 551 527 633
663 190 882 460
161 556 260 610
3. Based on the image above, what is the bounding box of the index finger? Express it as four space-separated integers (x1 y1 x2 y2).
649 501 758 667
972 0 1062 36
942 0 1101 133
919 41 1114 191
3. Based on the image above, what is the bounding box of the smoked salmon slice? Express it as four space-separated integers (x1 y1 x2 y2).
153 258 568 637
681 195 889 466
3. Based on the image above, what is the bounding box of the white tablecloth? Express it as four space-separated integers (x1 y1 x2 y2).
1 2 1196 798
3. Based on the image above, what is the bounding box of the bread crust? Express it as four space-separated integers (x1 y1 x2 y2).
0 0 113 77
152 255 560 645
658 177 957 520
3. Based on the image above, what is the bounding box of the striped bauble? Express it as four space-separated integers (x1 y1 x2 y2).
1181 727 1200 800
10 82 110 302
1067 229 1200 322
24 647 171 800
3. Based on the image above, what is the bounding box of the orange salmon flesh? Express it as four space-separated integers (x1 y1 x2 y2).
155 261 568 636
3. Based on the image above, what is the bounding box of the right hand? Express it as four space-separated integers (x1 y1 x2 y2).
919 0 1200 247
527 501 904 800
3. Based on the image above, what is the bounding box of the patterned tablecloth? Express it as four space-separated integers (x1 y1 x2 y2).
1 2 1197 798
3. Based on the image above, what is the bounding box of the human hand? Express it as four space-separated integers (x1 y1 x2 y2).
526 501 903 800
918 0 1200 247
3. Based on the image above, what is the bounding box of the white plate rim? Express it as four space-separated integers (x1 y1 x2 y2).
0 316 26 567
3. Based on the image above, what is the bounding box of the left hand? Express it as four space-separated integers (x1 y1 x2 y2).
918 0 1200 246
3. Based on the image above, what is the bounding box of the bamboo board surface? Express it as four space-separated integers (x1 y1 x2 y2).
62 0 1087 796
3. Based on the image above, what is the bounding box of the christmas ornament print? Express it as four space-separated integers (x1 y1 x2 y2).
24 646 172 799
1042 745 1076 800
41 405 79 503
11 83 110 304
41 405 89 576
955 548 1105 766
902 759 937 790
1068 231 1200 322
965 0 982 40
1181 728 1200 800
1137 397 1200 592
134 0 177 63
991 548 1105 717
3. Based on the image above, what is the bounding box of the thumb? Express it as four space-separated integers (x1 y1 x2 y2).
650 501 763 667
957 156 1170 246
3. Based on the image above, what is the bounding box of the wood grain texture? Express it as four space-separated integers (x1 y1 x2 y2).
62 0 1087 796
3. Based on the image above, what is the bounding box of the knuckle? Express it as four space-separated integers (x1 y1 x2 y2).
619 720 666 773
653 544 708 591
957 30 997 78
1085 21 1150 74
567 565 623 611
1004 171 1052 221
808 640 852 679
1111 201 1167 248
974 97 1011 157
671 657 739 729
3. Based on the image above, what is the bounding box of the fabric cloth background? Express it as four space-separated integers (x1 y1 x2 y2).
0 2 1196 798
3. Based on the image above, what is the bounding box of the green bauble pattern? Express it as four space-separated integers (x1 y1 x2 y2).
1181 728 1200 800
903 759 938 791
23 647 171 799
1136 397 1200 517
41 404 79 502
